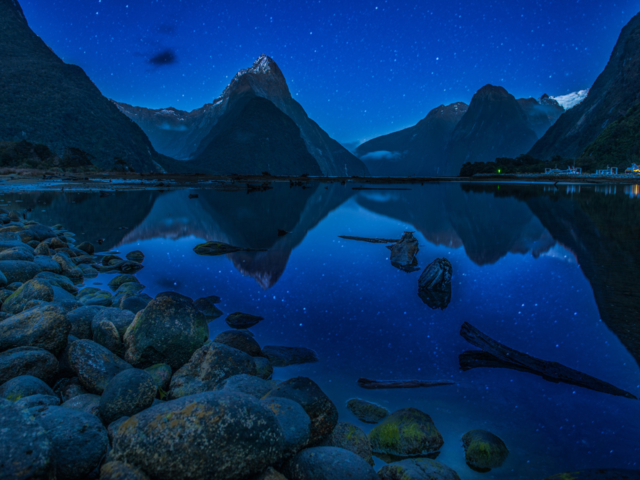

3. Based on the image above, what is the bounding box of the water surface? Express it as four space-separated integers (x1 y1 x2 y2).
4 182 640 479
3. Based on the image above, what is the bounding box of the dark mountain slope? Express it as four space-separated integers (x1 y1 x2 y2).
445 85 539 175
517 95 565 138
529 12 640 160
0 0 164 172
355 103 468 176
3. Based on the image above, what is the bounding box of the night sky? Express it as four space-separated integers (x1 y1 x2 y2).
20 0 640 143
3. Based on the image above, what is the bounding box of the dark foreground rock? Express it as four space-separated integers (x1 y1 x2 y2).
418 258 452 310
0 304 70 356
1 279 54 314
111 391 285 480
60 393 101 416
0 374 54 401
261 397 311 455
368 408 444 456
262 346 319 367
99 368 157 425
462 429 509 471
15 393 61 408
168 342 257 399
0 259 42 284
346 398 389 424
0 346 59 385
263 377 338 445
144 363 172 391
388 231 419 271
68 339 133 394
219 374 275 398
29 405 109 480
0 398 54 479
194 296 223 319
319 421 374 465
254 467 288 480
377 458 461 480
226 312 264 329
214 330 264 357
101 461 151 480
124 293 208 370
283 446 378 480
67 305 104 339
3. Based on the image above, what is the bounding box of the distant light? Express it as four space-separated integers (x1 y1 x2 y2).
498 169 502 173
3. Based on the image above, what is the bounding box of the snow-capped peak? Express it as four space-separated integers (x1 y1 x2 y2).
551 90 589 110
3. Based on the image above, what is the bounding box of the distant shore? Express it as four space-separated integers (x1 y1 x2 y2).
0 170 638 192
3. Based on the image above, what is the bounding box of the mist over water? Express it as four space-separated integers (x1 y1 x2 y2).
5 182 640 478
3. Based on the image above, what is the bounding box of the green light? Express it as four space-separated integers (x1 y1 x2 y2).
498 169 502 173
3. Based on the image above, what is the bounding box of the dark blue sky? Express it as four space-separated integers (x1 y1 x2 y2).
20 0 640 143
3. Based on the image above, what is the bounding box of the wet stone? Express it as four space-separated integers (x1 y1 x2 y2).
368 408 444 457
462 429 509 472
346 398 389 424
92 307 135 338
126 250 145 263
319 421 374 465
108 274 140 291
120 293 152 314
0 347 59 385
0 374 55 401
0 259 42 284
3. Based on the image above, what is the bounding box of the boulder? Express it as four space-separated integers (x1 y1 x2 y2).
120 294 152 314
388 232 419 270
52 254 84 281
77 287 113 307
346 398 389 424
29 405 109 480
194 296 223 319
35 271 79 294
76 242 95 255
99 369 157 425
34 242 51 256
34 255 63 274
254 356 274 380
214 330 263 357
24 224 57 242
0 246 35 262
67 305 104 339
0 304 70 355
377 458 461 480
283 446 378 480
107 416 130 444
261 396 311 456
123 293 208 370
418 258 452 310
78 264 99 278
100 461 150 480
0 375 55 401
263 377 338 445
126 250 145 263
219 374 276 398
144 363 172 391
368 408 444 456
226 312 264 329
68 339 133 394
462 429 509 471
61 393 101 416
319 421 373 465
262 346 319 367
93 320 123 356
0 398 54 479
111 391 285 480
168 342 257 399
0 347 58 385
108 274 140 291
15 394 61 409
1 279 54 314
0 260 41 284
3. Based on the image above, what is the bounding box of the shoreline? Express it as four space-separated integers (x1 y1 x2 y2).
0 171 638 192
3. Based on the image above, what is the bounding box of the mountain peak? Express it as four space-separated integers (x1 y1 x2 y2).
217 54 289 102
475 84 510 98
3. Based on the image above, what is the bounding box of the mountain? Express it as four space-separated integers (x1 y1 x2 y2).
551 90 589 110
445 85 539 175
517 95 565 138
114 55 369 177
0 0 164 172
355 102 468 176
529 13 640 161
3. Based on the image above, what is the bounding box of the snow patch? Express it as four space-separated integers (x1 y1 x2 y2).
551 90 589 110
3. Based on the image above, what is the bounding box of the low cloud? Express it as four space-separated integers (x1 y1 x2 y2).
361 150 403 162
148 48 177 66
158 122 188 131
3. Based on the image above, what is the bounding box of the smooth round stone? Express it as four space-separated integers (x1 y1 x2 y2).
61 393 101 416
99 369 157 425
346 398 389 424
214 330 263 357
92 320 123 356
77 288 113 307
125 251 145 263
462 429 509 471
283 446 378 480
254 467 288 480
29 405 109 480
0 346 59 385
67 305 104 339
107 416 130 444
108 274 140 291
263 377 338 445
35 271 79 294
0 398 54 479
0 260 42 284
68 339 133 394
225 312 264 329
120 293 152 314
254 356 274 380
0 374 55 401
368 408 444 457
15 393 61 409
261 396 311 455
111 391 285 480
219 374 276 398
1 279 54 315
319 421 373 465
377 458 461 480
76 242 95 255
91 307 135 338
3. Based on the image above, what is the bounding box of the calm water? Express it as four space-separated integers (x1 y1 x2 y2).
3 182 640 479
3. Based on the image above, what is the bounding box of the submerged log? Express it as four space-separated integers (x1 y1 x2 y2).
339 236 399 244
460 322 637 400
357 378 455 389
193 241 267 256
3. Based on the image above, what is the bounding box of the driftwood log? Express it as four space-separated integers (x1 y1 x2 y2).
339 236 399 244
357 378 455 389
460 322 637 400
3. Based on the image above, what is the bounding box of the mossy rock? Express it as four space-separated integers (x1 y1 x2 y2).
126 250 145 263
346 398 389 424
108 274 140 291
0 346 59 385
461 429 508 471
377 458 461 480
100 461 150 479
144 363 172 390
368 408 444 456
1 278 54 315
0 374 54 402
68 339 133 394
0 304 70 356
319 421 374 465
99 368 157 425
254 356 274 380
